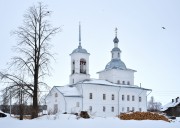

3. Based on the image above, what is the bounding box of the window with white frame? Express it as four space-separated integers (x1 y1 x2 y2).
122 95 124 101
122 107 124 112
111 106 114 112
89 106 92 112
139 97 142 102
132 107 135 112
127 95 130 101
132 95 135 101
54 104 58 114
55 93 58 97
89 93 93 99
139 108 142 112
103 106 106 112
127 107 129 112
112 94 115 100
103 94 106 100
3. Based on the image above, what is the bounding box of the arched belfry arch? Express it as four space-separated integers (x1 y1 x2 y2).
72 60 75 74
80 58 86 74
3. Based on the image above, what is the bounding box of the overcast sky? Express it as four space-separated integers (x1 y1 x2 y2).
0 0 180 105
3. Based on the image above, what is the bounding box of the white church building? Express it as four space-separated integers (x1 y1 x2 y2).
45 25 152 117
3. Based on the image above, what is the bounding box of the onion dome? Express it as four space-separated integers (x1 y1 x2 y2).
105 59 127 70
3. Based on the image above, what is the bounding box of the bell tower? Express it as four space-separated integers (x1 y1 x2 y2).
69 23 90 84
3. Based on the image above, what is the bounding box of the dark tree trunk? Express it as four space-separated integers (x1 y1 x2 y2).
32 68 39 119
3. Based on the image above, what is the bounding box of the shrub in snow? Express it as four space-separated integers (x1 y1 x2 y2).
80 111 90 119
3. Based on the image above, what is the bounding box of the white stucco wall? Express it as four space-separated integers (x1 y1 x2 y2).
70 52 90 84
99 69 135 85
45 87 66 114
69 73 90 84
65 97 82 113
46 84 149 117
118 88 147 113
78 83 148 117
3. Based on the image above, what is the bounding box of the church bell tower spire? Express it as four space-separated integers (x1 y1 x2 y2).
78 22 82 48
69 23 90 84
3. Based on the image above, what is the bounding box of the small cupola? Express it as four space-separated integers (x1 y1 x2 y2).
105 28 126 70
111 28 121 59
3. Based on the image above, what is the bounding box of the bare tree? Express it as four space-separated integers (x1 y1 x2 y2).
147 96 162 112
0 2 60 119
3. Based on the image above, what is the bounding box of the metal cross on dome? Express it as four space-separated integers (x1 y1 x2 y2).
115 27 118 37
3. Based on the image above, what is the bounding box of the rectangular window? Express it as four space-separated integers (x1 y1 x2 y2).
89 106 92 112
139 97 142 102
127 95 130 101
112 107 114 112
122 81 125 84
103 106 106 112
127 107 129 112
139 108 142 112
122 95 124 101
132 107 135 112
122 107 124 112
55 93 58 97
112 94 115 100
76 102 79 107
54 104 58 114
89 93 92 99
103 94 106 100
132 95 135 101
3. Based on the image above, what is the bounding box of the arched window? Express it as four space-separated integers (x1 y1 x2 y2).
118 52 120 58
55 93 58 97
80 59 86 74
117 80 120 84
112 94 115 100
111 107 114 112
72 61 75 74
103 106 106 112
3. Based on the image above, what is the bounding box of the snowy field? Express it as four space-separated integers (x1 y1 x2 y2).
1 113 180 128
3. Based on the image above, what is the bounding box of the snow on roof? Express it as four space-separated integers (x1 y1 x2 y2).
55 86 81 97
161 97 180 111
54 79 151 97
79 79 149 90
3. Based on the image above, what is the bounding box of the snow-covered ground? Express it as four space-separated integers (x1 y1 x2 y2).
1 113 180 128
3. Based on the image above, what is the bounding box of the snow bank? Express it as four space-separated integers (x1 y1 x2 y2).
1 114 180 128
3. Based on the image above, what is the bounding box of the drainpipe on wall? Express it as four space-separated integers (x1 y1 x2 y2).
146 90 152 111
64 97 67 112
118 86 122 115
138 89 144 110
80 83 84 111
